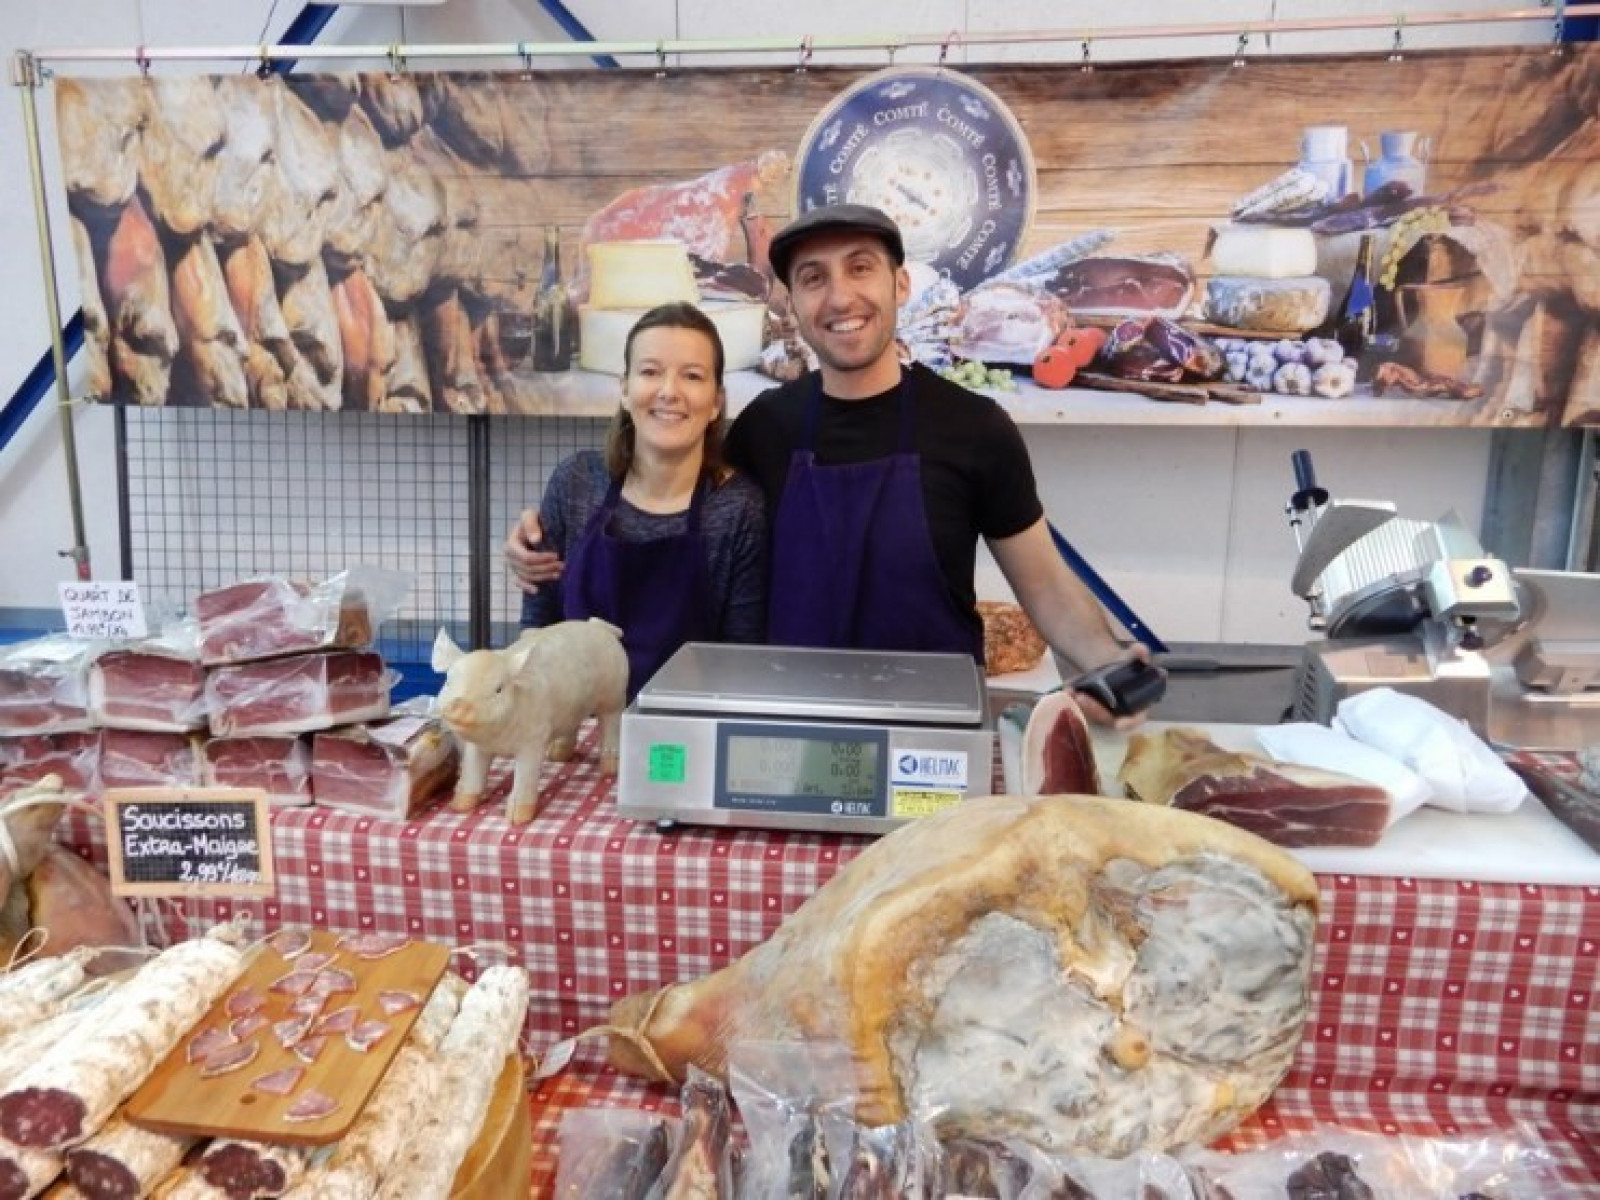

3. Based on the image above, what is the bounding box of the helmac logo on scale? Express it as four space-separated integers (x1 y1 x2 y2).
892 749 969 790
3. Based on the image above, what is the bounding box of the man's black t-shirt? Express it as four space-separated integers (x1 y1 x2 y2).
724 363 1044 620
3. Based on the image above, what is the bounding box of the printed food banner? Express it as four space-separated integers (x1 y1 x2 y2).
54 47 1599 427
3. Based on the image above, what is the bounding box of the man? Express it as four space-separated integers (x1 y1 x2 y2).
508 203 1145 720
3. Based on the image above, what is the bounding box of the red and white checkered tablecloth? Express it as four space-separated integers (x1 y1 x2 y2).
57 728 1599 1195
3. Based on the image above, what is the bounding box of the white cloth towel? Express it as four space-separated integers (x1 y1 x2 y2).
1334 688 1527 814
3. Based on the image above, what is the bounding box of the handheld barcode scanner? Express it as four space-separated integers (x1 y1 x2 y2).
1069 658 1168 718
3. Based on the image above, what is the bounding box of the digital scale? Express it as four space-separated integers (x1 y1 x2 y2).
616 642 995 835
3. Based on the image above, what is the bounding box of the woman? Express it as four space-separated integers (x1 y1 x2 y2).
517 303 766 698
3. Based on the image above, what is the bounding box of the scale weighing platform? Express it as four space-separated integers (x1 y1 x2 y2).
617 642 996 835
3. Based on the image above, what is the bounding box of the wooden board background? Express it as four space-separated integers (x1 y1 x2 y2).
125 930 448 1145
55 46 1600 426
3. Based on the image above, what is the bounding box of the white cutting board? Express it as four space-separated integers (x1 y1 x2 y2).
1086 721 1599 886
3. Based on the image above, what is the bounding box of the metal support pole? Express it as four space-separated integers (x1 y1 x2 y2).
467 415 492 649
13 50 91 581
115 406 133 580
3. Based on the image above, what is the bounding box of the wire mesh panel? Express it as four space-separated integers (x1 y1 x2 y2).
124 408 475 664
121 409 608 663
486 414 608 644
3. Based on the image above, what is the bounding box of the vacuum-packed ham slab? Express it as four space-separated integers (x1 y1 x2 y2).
201 735 312 806
88 646 206 732
99 729 201 789
310 715 458 818
206 650 391 738
0 731 101 798
195 575 373 667
0 635 95 735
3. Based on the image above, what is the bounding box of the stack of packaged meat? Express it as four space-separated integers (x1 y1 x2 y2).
1 635 104 801
0 568 458 816
197 570 405 807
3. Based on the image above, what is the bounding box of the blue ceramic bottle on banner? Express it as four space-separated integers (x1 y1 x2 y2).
1362 131 1430 197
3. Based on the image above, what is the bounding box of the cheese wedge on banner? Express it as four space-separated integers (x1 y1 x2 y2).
586 240 701 310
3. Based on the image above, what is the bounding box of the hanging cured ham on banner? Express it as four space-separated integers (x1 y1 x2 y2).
51 46 1600 427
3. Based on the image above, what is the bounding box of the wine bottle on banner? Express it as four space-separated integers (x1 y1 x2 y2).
533 225 575 372
1334 232 1377 380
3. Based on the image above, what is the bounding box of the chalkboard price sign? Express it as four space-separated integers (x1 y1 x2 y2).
104 788 276 898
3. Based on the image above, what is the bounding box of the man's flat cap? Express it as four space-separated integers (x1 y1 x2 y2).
767 203 905 284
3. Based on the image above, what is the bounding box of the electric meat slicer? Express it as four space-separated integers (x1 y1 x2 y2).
1283 450 1523 736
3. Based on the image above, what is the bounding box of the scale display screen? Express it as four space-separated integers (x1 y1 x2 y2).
715 722 888 818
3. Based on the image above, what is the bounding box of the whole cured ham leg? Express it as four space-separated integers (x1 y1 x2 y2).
222 236 291 411
71 217 112 400
330 267 397 413
421 286 484 414
278 257 344 411
100 195 178 407
383 314 433 413
170 233 248 409
604 794 1317 1159
575 151 791 299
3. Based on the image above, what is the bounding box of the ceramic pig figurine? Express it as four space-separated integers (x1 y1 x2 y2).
431 618 629 824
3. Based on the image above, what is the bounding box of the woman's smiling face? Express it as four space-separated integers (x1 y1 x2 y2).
622 325 724 459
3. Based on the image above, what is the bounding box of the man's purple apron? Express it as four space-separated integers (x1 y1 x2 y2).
766 374 983 660
563 476 713 697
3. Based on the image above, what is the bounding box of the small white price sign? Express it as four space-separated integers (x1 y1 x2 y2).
59 580 147 640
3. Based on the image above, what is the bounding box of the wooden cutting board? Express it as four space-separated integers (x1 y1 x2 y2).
449 1055 531 1200
125 929 450 1145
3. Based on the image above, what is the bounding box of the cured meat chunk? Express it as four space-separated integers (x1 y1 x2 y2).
206 651 391 738
273 1015 314 1049
312 1006 360 1036
283 1090 339 1124
200 1039 260 1078
603 795 1317 1158
202 735 312 806
250 1066 306 1097
196 576 374 667
88 647 206 732
228 1012 271 1041
976 602 1047 677
269 969 319 997
98 729 200 789
340 932 410 960
1042 253 1196 320
575 152 791 299
186 1025 236 1065
1120 728 1392 848
376 989 420 1016
270 927 314 961
1020 691 1101 796
310 717 459 818
0 636 94 735
310 967 358 997
294 951 337 973
345 1019 390 1053
0 732 100 799
225 986 267 1018
286 994 326 1020
291 1035 328 1065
